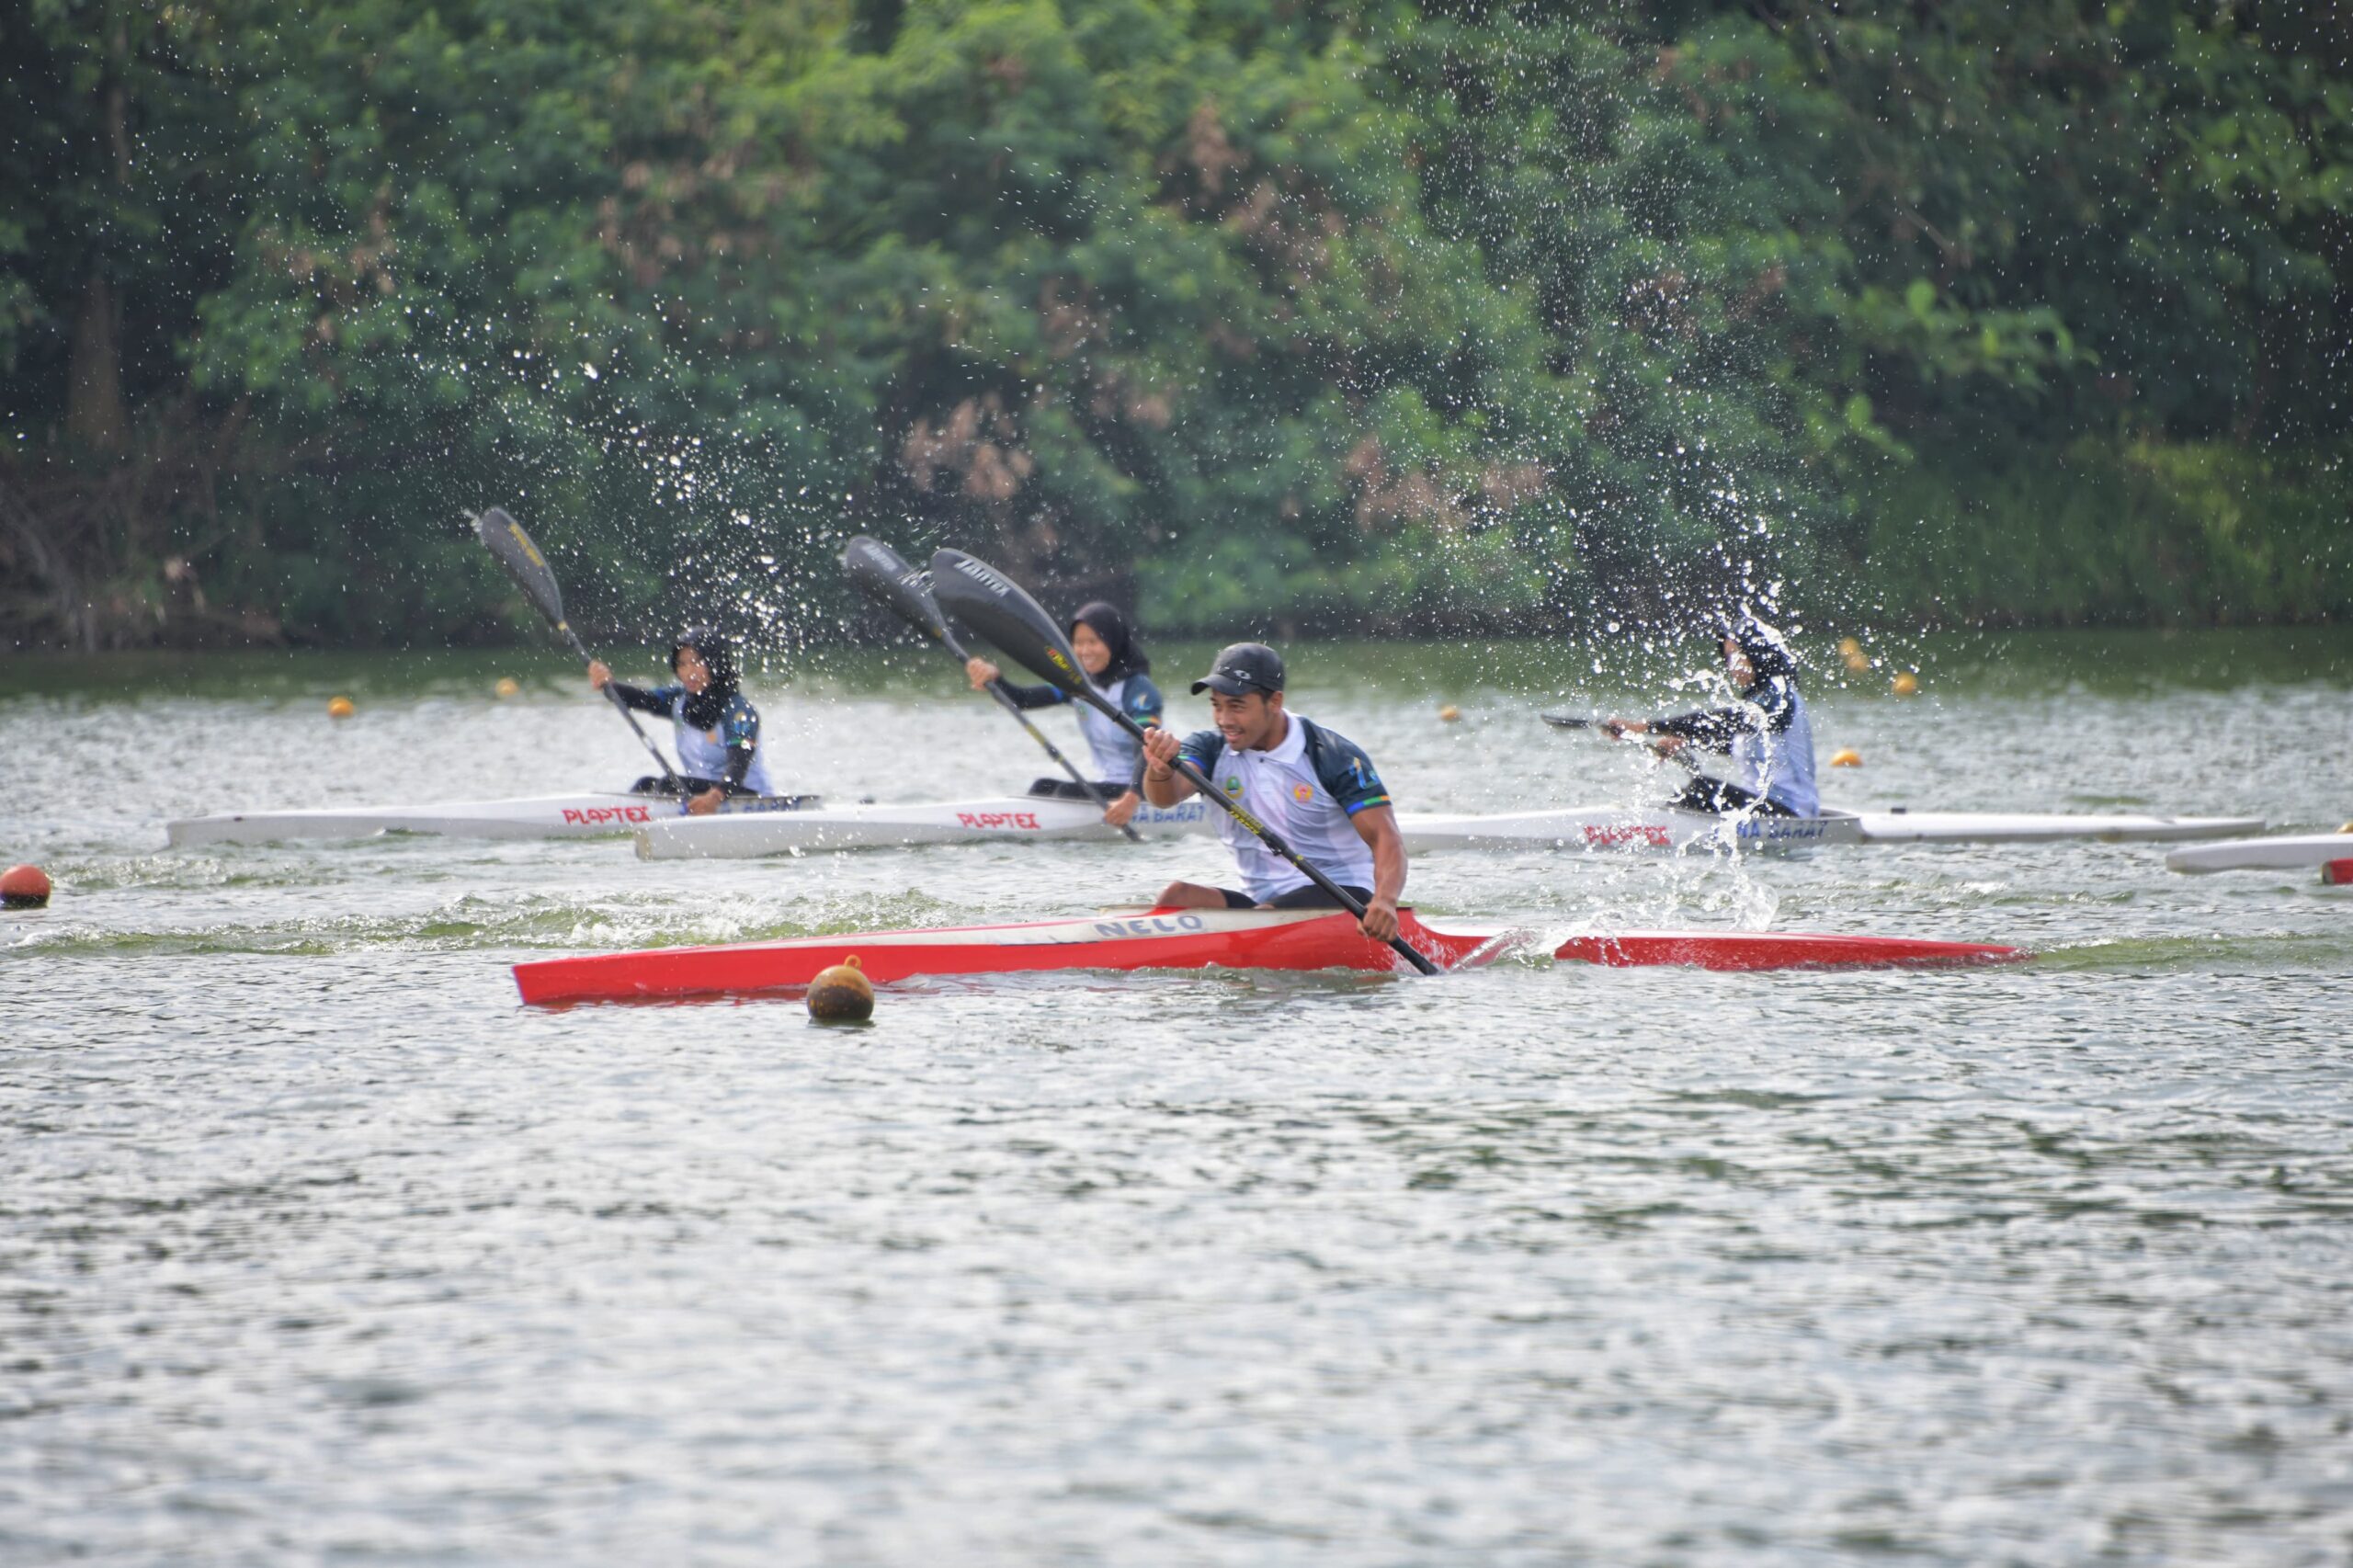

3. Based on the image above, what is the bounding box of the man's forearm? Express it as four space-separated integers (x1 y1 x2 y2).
1373 833 1406 905
1141 762 1188 807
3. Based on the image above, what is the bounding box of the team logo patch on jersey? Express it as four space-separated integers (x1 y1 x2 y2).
1291 781 1314 804
1222 775 1243 798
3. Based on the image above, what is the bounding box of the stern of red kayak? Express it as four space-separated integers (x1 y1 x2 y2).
1554 930 2029 971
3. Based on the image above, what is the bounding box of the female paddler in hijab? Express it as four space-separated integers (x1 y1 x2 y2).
1601 612 1821 818
963 601 1164 829
587 627 782 814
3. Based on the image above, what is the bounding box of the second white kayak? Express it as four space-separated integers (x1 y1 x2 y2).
2165 832 2353 873
635 799 2262 859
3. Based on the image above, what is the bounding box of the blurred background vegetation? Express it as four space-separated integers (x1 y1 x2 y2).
2 0 2347 651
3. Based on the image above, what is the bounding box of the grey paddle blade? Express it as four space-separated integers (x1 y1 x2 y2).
474 507 570 633
842 536 958 650
928 548 1086 691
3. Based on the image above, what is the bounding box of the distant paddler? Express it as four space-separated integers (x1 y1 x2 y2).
1602 612 1821 818
586 628 781 815
963 601 1163 829
1139 642 1408 943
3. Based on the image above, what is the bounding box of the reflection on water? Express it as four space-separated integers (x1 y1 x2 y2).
4 630 2350 1564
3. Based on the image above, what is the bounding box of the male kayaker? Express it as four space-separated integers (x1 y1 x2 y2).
1602 613 1820 817
1138 642 1406 941
963 600 1163 828
586 628 781 814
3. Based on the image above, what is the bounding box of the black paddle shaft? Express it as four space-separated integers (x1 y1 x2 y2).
472 507 682 791
841 537 1142 843
928 548 1439 975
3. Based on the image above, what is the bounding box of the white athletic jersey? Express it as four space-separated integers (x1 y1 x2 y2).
1733 684 1819 816
1076 675 1164 784
1176 713 1389 903
665 689 780 796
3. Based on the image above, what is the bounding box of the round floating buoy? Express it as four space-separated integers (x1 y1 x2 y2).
1892 671 1919 698
1830 747 1862 767
1438 705 1461 723
1836 636 1862 658
1843 651 1871 674
2337 823 2353 835
494 676 521 699
327 695 357 720
807 954 874 1023
2 864 51 909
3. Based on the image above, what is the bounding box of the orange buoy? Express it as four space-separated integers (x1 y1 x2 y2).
1836 636 1862 658
1891 671 1919 698
807 954 874 1022
327 695 357 719
1843 651 1871 674
1438 705 1461 723
2 864 51 909
494 677 521 699
1829 747 1862 767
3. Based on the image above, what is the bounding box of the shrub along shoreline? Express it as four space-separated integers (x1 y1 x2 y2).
4 1 2344 648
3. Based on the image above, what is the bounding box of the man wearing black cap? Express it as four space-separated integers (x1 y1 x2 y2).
1138 642 1407 942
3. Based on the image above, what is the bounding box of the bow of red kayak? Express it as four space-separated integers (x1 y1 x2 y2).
1554 930 2029 971
514 907 1524 1005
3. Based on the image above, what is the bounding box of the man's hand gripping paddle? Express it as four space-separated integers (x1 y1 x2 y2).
930 548 1440 975
471 507 685 795
840 537 1142 843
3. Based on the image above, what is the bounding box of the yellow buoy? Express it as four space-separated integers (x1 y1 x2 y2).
1438 705 1461 723
494 676 521 699
1892 671 1919 698
807 954 874 1023
1843 651 1870 674
1830 747 1862 767
2337 822 2353 835
326 695 357 719
1837 636 1862 658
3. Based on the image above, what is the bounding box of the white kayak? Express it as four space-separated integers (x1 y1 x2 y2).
165 791 823 846
634 794 1221 858
2165 832 2353 874
1849 809 2263 845
1393 806 1868 852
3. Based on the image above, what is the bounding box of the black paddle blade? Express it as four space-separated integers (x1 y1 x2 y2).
842 536 952 644
1540 712 1597 729
473 507 569 632
929 549 1088 693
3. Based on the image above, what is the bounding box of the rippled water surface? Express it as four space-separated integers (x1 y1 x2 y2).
5 630 2351 1565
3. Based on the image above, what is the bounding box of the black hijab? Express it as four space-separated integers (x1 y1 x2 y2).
1722 611 1799 688
1070 601 1148 684
670 627 741 729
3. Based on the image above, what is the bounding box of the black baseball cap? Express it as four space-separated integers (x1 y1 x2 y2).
1190 642 1285 696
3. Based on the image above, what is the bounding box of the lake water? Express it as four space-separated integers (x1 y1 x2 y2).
4 629 2350 1564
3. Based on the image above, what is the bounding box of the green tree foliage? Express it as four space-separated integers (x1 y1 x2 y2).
2 0 2346 648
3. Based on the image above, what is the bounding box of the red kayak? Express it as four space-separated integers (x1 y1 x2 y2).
1554 930 2029 971
515 907 1524 1005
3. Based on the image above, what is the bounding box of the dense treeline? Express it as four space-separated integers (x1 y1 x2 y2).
2 0 2346 650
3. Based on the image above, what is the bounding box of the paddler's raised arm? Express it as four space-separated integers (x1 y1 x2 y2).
1605 707 1745 756
963 657 1066 710
1139 725 1198 806
586 660 676 716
